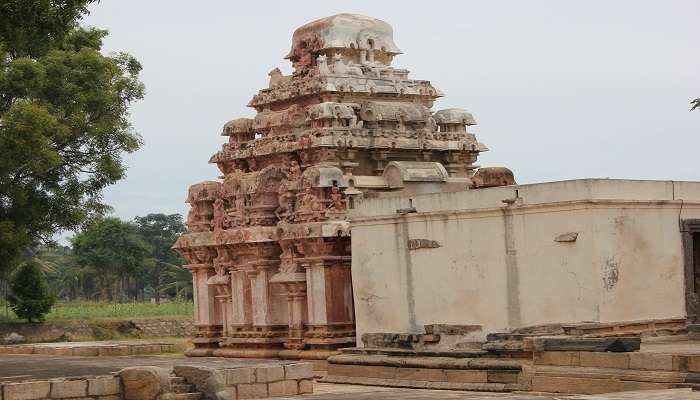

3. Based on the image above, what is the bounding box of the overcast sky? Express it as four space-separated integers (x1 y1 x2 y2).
79 0 700 226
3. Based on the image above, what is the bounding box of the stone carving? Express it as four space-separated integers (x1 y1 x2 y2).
268 68 291 88
174 13 494 359
332 53 363 76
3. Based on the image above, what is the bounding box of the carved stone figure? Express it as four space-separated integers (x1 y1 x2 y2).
268 68 291 88
332 53 363 76
328 186 346 211
211 196 226 231
317 54 331 75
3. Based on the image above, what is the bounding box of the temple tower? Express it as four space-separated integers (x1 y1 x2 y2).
174 13 490 360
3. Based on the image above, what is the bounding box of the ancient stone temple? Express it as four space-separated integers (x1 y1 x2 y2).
173 13 490 360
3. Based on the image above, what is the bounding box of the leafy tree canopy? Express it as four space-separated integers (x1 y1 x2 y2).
8 260 55 322
0 0 145 276
72 217 151 279
134 214 186 264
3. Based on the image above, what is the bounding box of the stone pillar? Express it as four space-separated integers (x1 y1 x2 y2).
303 256 355 351
215 292 231 337
247 262 274 327
229 267 253 332
185 264 222 355
270 271 308 350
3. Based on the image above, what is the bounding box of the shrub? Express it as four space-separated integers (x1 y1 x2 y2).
8 261 55 322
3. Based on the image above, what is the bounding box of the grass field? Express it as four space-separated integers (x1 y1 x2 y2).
0 300 194 322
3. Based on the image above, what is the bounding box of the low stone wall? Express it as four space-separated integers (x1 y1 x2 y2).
171 363 314 399
0 318 194 343
0 375 120 400
130 319 194 337
0 340 181 356
0 321 94 343
0 363 315 400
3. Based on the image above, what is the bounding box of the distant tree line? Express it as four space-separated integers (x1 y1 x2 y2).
34 213 191 303
1 212 191 318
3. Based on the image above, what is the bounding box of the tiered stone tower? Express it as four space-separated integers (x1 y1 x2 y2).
174 13 492 360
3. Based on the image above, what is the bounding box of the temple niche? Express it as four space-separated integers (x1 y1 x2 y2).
173 13 504 361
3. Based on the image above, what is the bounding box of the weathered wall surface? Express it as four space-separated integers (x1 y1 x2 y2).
350 179 700 340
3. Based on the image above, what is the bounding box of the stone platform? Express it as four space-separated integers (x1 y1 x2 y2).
0 339 187 357
322 326 700 395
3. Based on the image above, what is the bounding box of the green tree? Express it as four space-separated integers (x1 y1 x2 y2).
134 214 187 303
72 217 151 302
8 260 55 322
0 0 145 277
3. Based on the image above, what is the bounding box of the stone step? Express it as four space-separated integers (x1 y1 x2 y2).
321 374 518 392
328 353 523 370
532 365 700 395
169 376 186 384
167 393 202 400
171 383 196 394
340 346 489 358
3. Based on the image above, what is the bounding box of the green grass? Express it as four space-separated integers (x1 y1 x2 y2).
0 300 193 322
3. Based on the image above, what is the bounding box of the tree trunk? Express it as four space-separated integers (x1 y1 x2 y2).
155 265 161 305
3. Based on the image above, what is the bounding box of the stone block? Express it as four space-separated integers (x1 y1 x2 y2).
579 352 630 369
3 381 50 400
214 388 236 400
444 369 488 383
531 375 621 394
394 368 446 382
534 337 640 352
487 370 519 384
254 365 284 383
267 380 298 396
95 396 121 400
35 346 73 356
283 363 314 380
50 379 87 398
687 355 700 372
533 351 580 366
298 379 313 394
99 346 130 356
629 353 674 371
225 368 256 385
72 346 99 357
617 380 675 392
118 366 170 400
236 383 267 399
88 376 121 396
327 364 396 379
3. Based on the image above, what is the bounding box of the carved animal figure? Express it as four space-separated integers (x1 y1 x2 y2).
317 54 331 75
332 54 363 76
471 167 516 189
268 68 291 88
